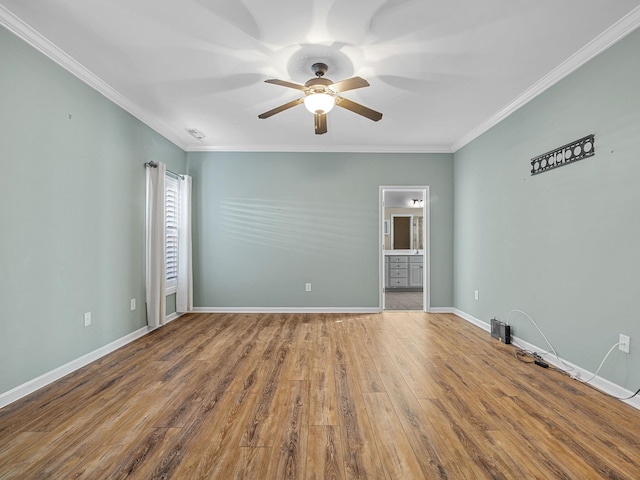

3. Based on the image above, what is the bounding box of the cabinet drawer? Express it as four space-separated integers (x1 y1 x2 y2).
390 262 407 269
389 277 408 287
389 256 408 263
390 269 408 278
409 255 423 263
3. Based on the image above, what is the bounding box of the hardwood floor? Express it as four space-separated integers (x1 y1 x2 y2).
1 311 640 479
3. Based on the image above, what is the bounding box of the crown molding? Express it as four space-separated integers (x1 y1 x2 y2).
3 3 638 156
0 7 449 156
452 5 640 152
0 5 188 151
185 144 454 154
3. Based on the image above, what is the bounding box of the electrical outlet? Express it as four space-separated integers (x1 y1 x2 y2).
84 312 91 327
474 290 479 300
619 334 630 353
130 298 136 311
305 283 312 292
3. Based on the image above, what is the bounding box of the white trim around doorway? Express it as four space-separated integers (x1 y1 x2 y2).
379 186 431 312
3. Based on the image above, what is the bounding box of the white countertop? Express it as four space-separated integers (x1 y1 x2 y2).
384 250 423 255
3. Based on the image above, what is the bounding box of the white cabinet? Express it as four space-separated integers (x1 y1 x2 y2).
388 256 408 287
409 257 423 287
385 255 422 289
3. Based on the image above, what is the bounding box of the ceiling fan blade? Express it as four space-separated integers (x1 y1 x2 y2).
258 97 304 119
264 79 307 91
314 113 327 135
329 76 370 93
335 96 383 122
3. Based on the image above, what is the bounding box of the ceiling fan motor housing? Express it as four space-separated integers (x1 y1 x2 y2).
304 77 333 94
306 63 334 94
311 62 329 77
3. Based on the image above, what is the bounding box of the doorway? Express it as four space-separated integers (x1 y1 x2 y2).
380 186 430 312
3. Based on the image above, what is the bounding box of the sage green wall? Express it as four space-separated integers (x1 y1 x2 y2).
186 152 453 309
0 26 186 394
453 28 640 388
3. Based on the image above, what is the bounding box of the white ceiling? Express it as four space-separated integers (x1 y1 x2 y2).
1 0 639 152
384 189 423 209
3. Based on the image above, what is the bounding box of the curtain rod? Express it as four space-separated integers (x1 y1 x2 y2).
144 161 184 179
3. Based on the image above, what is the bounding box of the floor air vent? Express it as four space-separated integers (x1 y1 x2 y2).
490 318 511 344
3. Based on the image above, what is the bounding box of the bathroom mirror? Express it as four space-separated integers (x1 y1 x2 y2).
390 214 423 250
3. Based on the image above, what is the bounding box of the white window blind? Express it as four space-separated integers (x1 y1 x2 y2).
165 176 179 293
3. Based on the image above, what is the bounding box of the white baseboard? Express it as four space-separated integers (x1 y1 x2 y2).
452 308 491 332
452 309 640 411
0 312 185 409
164 312 183 323
9 308 636 413
192 307 455 314
0 326 149 409
429 307 454 314
191 307 380 314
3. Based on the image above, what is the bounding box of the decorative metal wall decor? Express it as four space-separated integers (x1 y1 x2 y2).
530 134 595 176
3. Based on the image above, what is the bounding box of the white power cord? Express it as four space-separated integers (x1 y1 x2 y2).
506 309 626 384
506 309 575 373
504 308 639 400
577 342 621 383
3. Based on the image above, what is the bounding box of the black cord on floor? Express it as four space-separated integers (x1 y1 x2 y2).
512 345 571 377
512 343 638 400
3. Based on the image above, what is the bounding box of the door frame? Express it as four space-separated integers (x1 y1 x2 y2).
379 186 430 312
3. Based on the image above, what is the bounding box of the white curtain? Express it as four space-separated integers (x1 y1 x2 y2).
176 175 193 313
145 162 166 328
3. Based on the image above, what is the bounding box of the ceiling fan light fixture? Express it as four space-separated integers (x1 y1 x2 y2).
258 61 381 133
304 93 335 114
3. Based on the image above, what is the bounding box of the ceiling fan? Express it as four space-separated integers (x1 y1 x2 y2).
258 62 383 135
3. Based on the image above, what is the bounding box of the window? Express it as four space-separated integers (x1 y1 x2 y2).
165 175 179 294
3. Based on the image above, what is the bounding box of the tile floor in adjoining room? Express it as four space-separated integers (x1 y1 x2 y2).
384 290 423 310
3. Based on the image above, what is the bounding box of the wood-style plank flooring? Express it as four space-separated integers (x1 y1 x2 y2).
1 312 640 479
